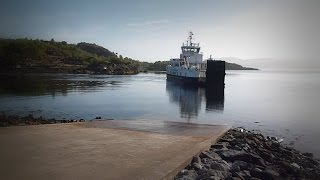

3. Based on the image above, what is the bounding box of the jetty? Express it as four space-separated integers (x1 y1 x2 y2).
0 120 229 180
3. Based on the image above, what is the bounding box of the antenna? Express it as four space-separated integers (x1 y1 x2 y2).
188 31 194 45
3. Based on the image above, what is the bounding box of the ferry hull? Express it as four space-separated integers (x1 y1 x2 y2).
166 74 204 86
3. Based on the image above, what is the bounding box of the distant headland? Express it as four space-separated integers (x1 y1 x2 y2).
0 38 258 74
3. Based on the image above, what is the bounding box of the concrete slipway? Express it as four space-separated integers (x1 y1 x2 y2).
0 120 229 180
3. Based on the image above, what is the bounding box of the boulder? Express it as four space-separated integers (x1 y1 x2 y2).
201 158 213 165
210 161 230 172
175 169 197 180
231 161 250 171
192 155 202 164
250 168 280 180
250 154 267 167
192 163 203 171
207 169 230 179
200 151 222 161
211 142 229 150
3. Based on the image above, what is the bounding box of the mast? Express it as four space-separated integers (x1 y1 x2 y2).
188 31 194 46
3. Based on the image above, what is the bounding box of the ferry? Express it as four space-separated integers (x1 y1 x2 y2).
166 32 224 86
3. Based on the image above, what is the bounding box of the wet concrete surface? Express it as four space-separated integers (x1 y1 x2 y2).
0 120 229 180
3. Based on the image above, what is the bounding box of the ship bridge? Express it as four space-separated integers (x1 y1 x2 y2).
180 32 203 64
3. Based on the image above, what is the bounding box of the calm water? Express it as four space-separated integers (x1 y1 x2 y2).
1 70 320 157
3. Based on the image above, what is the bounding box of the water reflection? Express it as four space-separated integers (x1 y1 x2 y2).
205 86 225 112
0 73 121 97
166 82 204 119
166 81 224 119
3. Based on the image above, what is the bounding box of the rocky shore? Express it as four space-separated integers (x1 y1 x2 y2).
175 128 320 180
0 114 85 127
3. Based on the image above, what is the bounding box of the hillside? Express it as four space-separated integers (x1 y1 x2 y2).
225 62 258 70
0 38 258 74
0 38 141 74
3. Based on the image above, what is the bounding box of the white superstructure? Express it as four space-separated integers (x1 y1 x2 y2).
166 32 207 79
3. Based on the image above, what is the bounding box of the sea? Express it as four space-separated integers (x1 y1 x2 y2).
0 70 320 157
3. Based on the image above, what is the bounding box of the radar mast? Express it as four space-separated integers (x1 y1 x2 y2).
188 31 194 46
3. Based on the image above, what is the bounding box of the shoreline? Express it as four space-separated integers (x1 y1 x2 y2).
0 114 87 127
0 67 259 75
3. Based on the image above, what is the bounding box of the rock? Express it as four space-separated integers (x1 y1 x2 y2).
276 161 294 174
251 168 280 180
233 170 251 180
291 163 300 169
200 152 214 159
265 169 280 178
175 169 197 180
242 170 252 178
250 168 264 179
196 169 209 176
258 148 274 163
241 143 252 152
310 158 319 166
195 173 210 180
207 169 230 179
232 172 245 180
277 138 284 143
192 155 202 164
208 176 221 180
302 152 313 158
210 161 230 171
231 177 244 180
180 169 188 174
220 160 232 168
201 158 213 165
250 154 267 167
231 161 249 171
232 145 243 151
216 150 249 162
211 142 228 150
220 137 235 143
208 151 223 161
280 148 294 157
254 165 266 171
271 142 280 149
200 151 222 161
193 163 203 171
245 138 256 146
231 165 241 173
175 128 320 180
217 149 266 167
204 164 211 170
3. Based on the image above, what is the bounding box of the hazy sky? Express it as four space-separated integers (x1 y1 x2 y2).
1 0 320 68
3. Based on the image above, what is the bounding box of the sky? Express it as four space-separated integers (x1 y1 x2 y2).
1 0 320 69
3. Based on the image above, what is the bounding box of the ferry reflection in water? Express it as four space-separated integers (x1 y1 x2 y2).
205 85 225 112
165 82 224 119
